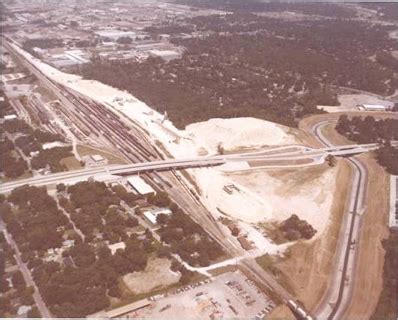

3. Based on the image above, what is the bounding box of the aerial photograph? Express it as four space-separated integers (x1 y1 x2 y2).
0 0 397 319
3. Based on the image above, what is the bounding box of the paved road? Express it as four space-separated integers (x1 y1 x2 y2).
312 121 368 320
0 142 383 194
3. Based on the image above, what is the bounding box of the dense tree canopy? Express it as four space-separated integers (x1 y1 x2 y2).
81 14 397 129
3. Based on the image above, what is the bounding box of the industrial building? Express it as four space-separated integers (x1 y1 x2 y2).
95 29 136 40
358 104 388 112
48 49 90 69
149 49 182 61
127 176 156 196
389 175 398 229
3 114 17 120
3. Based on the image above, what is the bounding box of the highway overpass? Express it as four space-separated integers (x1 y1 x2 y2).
0 142 389 194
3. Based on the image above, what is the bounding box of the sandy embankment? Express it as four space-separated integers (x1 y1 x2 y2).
185 117 297 154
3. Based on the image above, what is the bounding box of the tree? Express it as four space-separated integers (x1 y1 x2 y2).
0 296 11 315
12 271 26 290
56 183 66 193
157 245 171 258
108 285 121 298
326 154 337 167
126 217 138 228
217 143 224 155
27 306 41 318
0 276 10 293
156 213 169 224
231 226 240 237
20 291 34 305
179 267 195 285
117 36 132 44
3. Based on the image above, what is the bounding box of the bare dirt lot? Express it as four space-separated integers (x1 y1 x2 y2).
76 144 127 165
60 156 83 171
122 258 180 295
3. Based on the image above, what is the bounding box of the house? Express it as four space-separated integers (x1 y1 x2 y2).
142 207 172 225
107 241 126 255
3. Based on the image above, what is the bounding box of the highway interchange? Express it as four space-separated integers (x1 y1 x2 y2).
2 38 394 319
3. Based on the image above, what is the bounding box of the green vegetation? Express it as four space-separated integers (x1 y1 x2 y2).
6 185 68 251
81 12 397 129
0 137 28 178
158 210 224 266
375 144 398 175
335 115 398 144
336 115 398 174
176 0 356 18
146 191 224 266
2 119 31 134
64 181 130 241
3 180 223 317
0 90 14 118
31 146 73 172
1 116 72 176
280 214 317 241
371 230 398 320
261 214 316 244
116 36 132 44
22 38 64 57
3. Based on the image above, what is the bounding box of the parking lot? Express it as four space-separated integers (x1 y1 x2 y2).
124 271 275 319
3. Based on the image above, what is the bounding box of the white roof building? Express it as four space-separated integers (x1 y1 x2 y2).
17 305 32 316
389 176 398 229
127 176 156 196
4 114 17 120
360 104 387 111
149 49 182 61
95 30 136 40
42 141 68 150
143 207 172 225
91 154 105 162
108 241 126 255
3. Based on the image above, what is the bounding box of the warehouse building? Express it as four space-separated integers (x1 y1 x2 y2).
358 104 388 112
95 29 136 40
389 176 398 229
127 176 156 196
149 49 182 61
